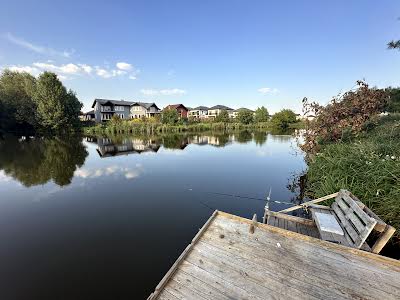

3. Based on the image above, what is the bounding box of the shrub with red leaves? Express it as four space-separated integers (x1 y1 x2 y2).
301 81 389 154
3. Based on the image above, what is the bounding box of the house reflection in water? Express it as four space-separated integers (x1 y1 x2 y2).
85 130 272 158
86 137 161 158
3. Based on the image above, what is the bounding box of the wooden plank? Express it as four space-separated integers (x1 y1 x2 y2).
336 196 367 232
372 225 396 254
173 270 232 300
187 245 307 300
332 202 359 244
192 241 340 300
203 218 400 299
212 214 400 273
196 240 370 300
266 211 315 226
157 290 179 300
278 192 339 213
166 279 208 300
179 260 264 300
210 217 400 286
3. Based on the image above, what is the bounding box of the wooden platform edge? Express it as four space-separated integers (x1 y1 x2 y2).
147 210 219 300
216 211 400 268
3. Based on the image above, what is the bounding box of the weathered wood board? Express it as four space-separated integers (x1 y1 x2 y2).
148 210 400 300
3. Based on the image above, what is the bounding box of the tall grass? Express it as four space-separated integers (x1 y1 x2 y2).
82 121 277 135
305 114 400 236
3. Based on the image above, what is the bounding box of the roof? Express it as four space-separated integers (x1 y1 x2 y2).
84 110 95 115
166 104 188 111
148 210 400 300
234 107 254 113
209 105 233 110
132 102 160 110
91 99 159 110
191 106 209 111
91 98 134 108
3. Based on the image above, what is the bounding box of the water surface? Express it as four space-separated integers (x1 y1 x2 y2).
0 131 306 299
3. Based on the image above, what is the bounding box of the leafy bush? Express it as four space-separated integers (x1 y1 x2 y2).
301 81 388 154
162 108 180 125
237 109 254 124
270 109 297 129
385 87 400 113
214 110 230 123
254 106 269 122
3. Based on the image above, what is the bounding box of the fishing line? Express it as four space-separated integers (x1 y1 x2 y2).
187 188 294 206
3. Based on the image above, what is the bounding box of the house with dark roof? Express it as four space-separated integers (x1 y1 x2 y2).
165 104 189 118
91 99 161 122
207 105 233 118
188 106 209 119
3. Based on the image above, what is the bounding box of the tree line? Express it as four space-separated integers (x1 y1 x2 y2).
145 106 299 129
0 70 82 135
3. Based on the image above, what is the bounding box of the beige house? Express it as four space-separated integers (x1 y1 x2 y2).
130 102 161 119
188 106 209 119
207 105 233 118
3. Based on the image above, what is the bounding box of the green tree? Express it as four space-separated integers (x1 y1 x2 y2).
237 109 254 124
0 70 37 133
271 109 297 129
254 106 269 122
214 109 230 123
34 72 82 133
162 108 180 125
386 87 400 112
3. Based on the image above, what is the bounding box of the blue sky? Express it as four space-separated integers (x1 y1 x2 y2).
0 0 399 112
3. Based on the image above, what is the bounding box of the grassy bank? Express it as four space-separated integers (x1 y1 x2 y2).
83 120 304 135
305 114 400 237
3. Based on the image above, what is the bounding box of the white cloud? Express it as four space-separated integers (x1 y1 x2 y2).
8 65 40 75
78 64 92 74
116 62 132 71
141 88 187 96
4 32 74 58
33 62 82 74
74 165 143 180
258 87 279 95
141 89 159 96
95 67 113 78
4 61 138 81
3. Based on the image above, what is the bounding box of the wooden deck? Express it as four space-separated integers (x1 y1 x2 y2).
148 210 400 300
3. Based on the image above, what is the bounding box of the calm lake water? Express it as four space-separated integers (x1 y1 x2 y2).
0 131 306 299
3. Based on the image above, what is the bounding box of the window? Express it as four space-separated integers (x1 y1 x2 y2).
115 106 125 111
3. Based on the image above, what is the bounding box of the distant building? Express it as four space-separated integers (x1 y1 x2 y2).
207 105 233 119
296 114 315 121
83 110 96 121
91 99 161 123
229 108 254 118
165 104 189 118
188 106 209 119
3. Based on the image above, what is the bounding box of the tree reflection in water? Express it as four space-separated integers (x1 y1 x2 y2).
0 136 88 187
